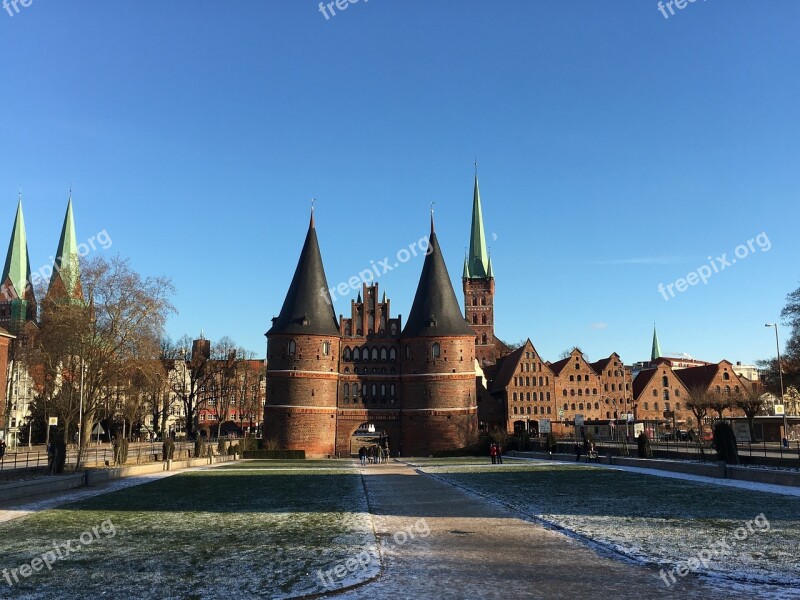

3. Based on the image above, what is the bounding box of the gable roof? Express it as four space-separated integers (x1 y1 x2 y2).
489 344 526 393
632 368 658 400
674 363 720 391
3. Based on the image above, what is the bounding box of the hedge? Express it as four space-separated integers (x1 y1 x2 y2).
242 450 306 460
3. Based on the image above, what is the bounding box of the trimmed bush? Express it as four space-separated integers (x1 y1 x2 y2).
713 421 740 465
637 432 652 459
242 450 306 460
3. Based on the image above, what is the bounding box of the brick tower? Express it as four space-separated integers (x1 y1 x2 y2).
400 213 478 455
462 173 497 366
264 211 341 457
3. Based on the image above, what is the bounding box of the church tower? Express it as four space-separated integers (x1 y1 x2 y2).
264 210 341 457
400 213 478 455
462 173 497 366
0 196 36 334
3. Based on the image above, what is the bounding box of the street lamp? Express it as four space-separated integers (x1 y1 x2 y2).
765 323 789 444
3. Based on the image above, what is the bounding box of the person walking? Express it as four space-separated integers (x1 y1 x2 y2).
367 446 374 464
0 439 6 460
490 443 497 464
575 441 583 462
358 446 366 466
497 443 503 464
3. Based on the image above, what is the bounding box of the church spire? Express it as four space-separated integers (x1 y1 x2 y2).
48 194 83 302
266 212 339 337
651 324 662 362
466 173 490 279
2 197 33 303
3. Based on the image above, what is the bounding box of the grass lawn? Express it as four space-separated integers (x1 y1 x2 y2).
415 458 800 589
0 460 375 599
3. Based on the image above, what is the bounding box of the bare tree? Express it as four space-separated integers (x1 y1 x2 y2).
734 384 768 443
686 385 713 456
164 335 213 440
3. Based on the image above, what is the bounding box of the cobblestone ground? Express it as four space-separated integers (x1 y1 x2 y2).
325 462 756 600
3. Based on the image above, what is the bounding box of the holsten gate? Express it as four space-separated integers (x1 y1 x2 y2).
264 179 496 457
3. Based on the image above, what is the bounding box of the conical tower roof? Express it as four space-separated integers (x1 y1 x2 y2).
466 174 491 279
2 198 34 302
403 217 474 338
651 325 662 362
267 212 339 337
49 195 82 301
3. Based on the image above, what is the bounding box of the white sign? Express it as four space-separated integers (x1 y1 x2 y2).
775 404 785 416
734 422 751 443
48 417 59 427
538 419 551 434
633 423 644 438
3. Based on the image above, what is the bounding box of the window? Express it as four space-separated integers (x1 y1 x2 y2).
513 392 517 401
546 392 551 401
579 403 584 411
562 390 567 396
380 347 388 361
391 323 397 335
353 384 360 397
723 372 730 381
724 385 731 395
371 347 379 361
353 348 361 361
662 375 669 388
525 377 530 386
675 402 681 411
654 402 659 411
343 347 351 361
381 384 386 397
594 402 599 410
539 377 543 386
644 402 649 410
482 314 487 325
288 340 296 356
526 392 531 401
344 383 350 397
569 375 575 382
473 314 478 324
563 403 568 410
390 384 396 397
652 389 658 397
481 296 486 305
663 390 669 400
513 407 518 415
432 342 441 358
571 403 576 410
389 347 397 361
675 389 681 397
481 334 487 345
472 296 477 306
322 341 330 356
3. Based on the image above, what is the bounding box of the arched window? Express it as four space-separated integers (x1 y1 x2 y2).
390 384 396 397
654 402 659 411
569 375 575 382
343 347 351 361
723 372 730 381
562 390 567 397
525 377 530 386
481 297 486 306
547 407 552 415
353 384 360 399
592 388 598 395
472 296 477 306
724 385 731 395
675 389 680 397
532 406 536 415
322 341 330 356
473 314 478 324
663 390 670 400
570 389 576 396
644 402 649 410
578 403 584 411
482 314 487 325
546 392 551 401
538 377 543 386
715 386 721 394
389 347 397 361
513 407 518 415
563 403 568 410
481 334 487 345
381 384 386 397
611 383 616 392
432 342 441 358
380 347 388 361
371 347 379 361
513 392 517 401
526 392 531 401
344 383 350 397
353 348 361 361
371 384 377 397
594 402 599 410
571 403 576 410
675 402 681 411
391 323 397 336
288 340 296 356
662 375 669 388
652 389 658 397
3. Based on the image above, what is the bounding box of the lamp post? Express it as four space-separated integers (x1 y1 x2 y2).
765 323 788 444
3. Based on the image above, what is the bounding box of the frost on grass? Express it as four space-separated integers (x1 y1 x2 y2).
421 461 800 590
0 462 376 599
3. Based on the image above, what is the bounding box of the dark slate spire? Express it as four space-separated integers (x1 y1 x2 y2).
402 218 474 338
267 212 339 337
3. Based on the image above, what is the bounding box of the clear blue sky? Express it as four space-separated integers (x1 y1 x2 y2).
1 1 798 365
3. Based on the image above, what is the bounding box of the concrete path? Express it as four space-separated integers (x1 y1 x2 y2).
325 461 754 600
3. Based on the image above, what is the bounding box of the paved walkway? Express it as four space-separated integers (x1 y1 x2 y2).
325 462 754 600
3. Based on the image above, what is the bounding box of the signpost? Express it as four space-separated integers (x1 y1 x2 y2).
538 419 551 435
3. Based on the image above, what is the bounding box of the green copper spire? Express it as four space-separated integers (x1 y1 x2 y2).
467 173 491 279
462 253 470 279
2 198 33 301
49 195 82 300
651 325 662 362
